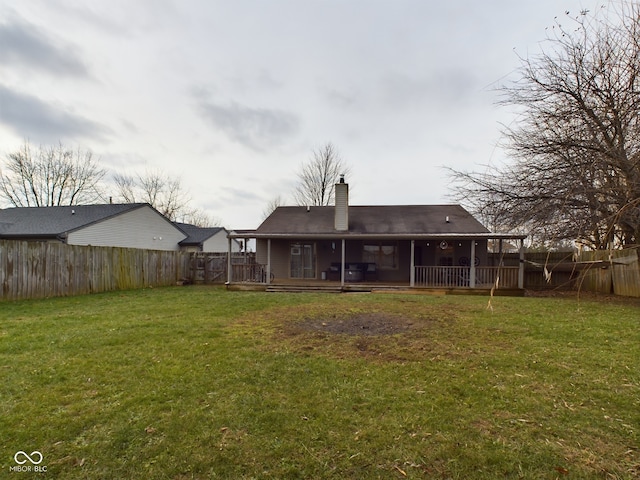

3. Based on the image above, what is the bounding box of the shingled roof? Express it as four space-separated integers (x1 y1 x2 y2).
254 205 491 237
0 203 156 238
174 222 226 246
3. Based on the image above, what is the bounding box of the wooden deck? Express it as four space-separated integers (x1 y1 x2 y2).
226 280 524 296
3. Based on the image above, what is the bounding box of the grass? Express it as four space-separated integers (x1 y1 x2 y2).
0 286 638 479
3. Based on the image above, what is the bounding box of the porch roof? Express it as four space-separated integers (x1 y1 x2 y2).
230 205 526 241
229 231 526 240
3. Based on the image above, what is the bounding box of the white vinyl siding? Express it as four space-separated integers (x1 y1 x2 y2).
67 205 186 251
202 231 241 252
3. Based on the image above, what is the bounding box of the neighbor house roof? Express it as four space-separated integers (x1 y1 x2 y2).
0 203 166 239
234 205 525 240
174 222 226 247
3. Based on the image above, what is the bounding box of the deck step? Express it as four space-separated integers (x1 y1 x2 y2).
265 284 343 293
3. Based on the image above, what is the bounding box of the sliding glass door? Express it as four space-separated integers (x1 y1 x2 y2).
290 243 316 279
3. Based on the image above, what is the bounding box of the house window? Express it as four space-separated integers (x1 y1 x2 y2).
363 243 398 269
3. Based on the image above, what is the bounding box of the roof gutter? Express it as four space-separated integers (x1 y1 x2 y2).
228 232 527 240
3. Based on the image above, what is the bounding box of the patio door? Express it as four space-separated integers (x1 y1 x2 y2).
290 243 316 279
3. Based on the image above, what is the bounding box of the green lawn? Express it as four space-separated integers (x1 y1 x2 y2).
1 286 638 479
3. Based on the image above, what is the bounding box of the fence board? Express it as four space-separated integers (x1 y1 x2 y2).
611 249 640 297
577 248 640 297
0 240 191 302
491 252 579 289
190 252 256 284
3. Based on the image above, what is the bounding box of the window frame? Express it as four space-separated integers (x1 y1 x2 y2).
362 242 398 270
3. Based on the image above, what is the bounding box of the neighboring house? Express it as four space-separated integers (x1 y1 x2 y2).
175 223 242 253
228 177 527 290
0 203 186 251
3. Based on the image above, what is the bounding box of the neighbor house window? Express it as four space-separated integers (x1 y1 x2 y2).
363 243 398 269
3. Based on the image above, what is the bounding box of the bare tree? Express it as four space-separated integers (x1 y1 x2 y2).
178 209 222 227
112 170 220 225
262 195 283 220
0 141 106 207
113 170 193 221
293 143 351 206
112 172 137 204
450 3 640 249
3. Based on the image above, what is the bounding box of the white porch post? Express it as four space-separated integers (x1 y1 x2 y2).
518 238 525 289
266 239 272 285
227 236 232 283
410 240 415 287
470 240 476 288
340 238 346 287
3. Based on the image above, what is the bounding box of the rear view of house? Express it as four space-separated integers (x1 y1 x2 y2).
228 177 526 291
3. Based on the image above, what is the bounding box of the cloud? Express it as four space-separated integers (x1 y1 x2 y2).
0 17 89 77
197 99 300 151
321 68 480 118
379 69 479 110
0 84 111 143
322 85 363 110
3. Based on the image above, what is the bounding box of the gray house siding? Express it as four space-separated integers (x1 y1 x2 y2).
68 206 186 251
256 239 290 279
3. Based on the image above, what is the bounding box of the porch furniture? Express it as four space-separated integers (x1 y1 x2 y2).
327 263 377 282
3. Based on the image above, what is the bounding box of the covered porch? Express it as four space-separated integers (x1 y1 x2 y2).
227 232 526 292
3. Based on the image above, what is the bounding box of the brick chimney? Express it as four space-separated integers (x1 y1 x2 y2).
334 175 349 231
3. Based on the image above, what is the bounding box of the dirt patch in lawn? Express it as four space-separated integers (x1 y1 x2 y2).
269 302 465 362
292 312 416 336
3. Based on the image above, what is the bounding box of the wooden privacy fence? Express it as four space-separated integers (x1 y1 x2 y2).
0 240 191 301
490 252 580 290
578 248 640 297
499 249 640 297
189 252 256 284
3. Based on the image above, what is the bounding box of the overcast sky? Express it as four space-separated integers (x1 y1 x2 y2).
1 0 596 228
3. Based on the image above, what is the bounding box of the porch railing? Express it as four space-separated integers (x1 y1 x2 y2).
475 266 519 288
415 266 469 287
231 263 270 283
414 266 520 288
